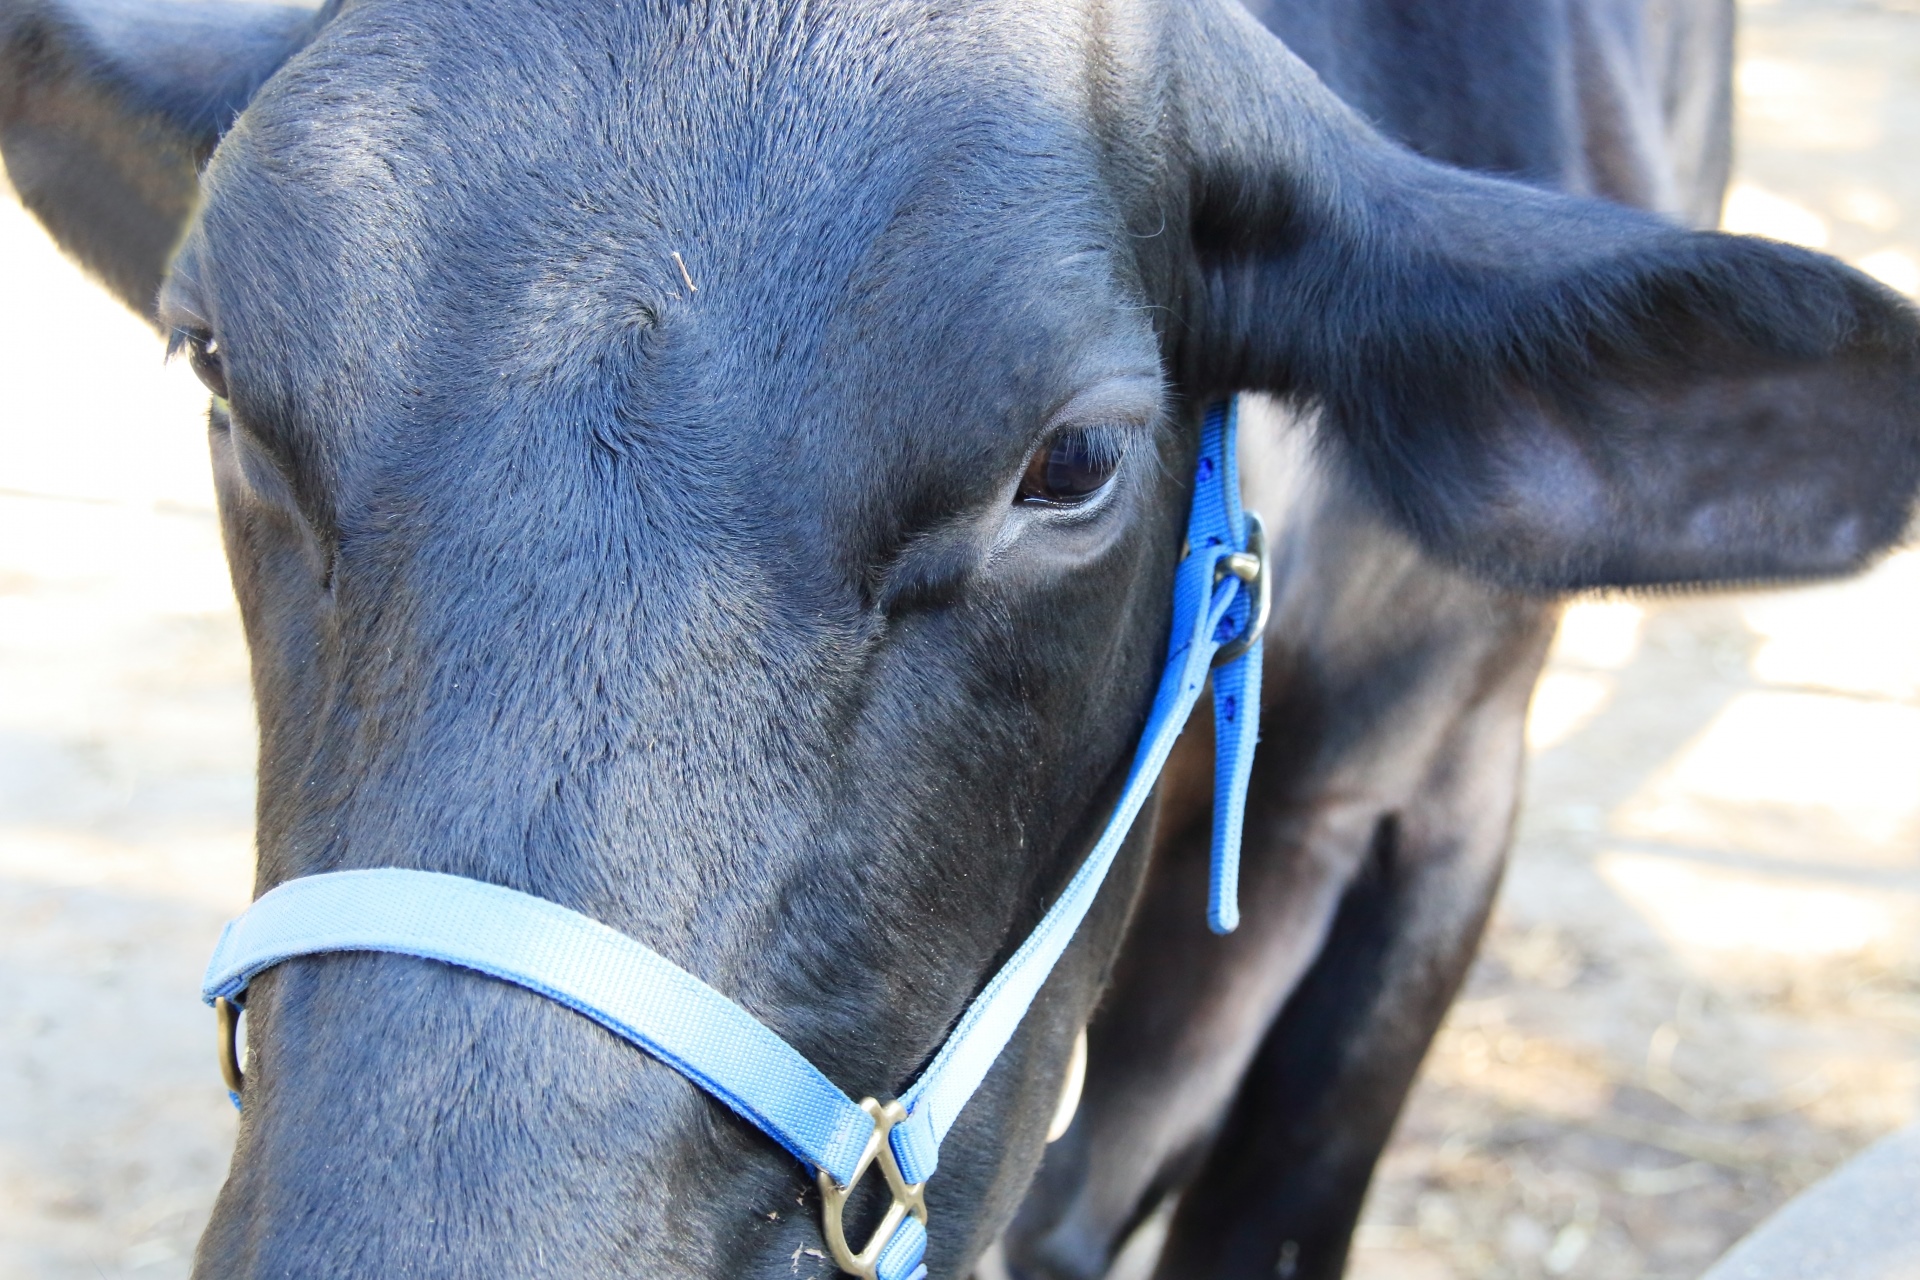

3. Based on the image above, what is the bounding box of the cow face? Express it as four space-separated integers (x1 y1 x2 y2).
164 2 1191 1273
4 0 1916 1276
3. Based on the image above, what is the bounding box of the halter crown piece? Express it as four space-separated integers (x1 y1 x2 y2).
201 398 1268 1280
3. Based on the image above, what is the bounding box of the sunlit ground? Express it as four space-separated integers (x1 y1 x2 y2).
3 2 1919 1278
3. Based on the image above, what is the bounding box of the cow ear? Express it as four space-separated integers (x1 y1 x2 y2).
1173 1 1920 592
1 0 319 323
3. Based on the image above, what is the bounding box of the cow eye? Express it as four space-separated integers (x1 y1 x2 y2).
1018 427 1125 506
173 328 229 400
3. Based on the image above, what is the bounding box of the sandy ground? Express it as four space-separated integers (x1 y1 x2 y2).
1 2 1917 1277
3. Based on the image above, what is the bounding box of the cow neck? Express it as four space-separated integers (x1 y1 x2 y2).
199 396 1268 1280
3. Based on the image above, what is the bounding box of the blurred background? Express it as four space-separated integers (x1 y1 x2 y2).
1 0 1916 1276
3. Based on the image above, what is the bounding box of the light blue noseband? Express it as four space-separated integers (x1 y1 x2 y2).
201 398 1268 1280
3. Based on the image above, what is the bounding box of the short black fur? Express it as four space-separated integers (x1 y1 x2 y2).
3 1 1917 1277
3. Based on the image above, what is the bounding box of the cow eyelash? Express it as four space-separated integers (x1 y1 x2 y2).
1017 424 1130 507
169 326 230 400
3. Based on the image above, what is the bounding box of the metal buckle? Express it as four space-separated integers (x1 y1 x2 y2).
214 996 246 1096
1212 510 1270 667
816 1098 927 1280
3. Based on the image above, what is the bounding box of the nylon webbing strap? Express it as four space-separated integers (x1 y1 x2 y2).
888 398 1256 1181
201 398 1263 1280
1195 400 1262 934
202 869 878 1180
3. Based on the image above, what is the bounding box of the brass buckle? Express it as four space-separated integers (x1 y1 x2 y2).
1212 511 1270 668
214 996 246 1096
815 1098 927 1280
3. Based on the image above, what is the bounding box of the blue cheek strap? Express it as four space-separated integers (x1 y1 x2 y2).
201 397 1266 1280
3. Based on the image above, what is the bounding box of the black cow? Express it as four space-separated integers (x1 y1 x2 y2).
3 1 1914 1278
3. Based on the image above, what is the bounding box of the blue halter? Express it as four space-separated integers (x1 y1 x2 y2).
201 398 1267 1280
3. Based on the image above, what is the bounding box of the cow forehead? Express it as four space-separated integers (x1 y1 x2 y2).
191 0 1162 485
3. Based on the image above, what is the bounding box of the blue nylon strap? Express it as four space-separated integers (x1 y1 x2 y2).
887 400 1257 1183
1209 640 1262 934
202 869 878 1184
1195 397 1260 935
200 398 1262 1280
877 1215 930 1280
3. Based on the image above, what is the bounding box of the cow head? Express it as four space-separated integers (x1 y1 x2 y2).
5 0 1915 1276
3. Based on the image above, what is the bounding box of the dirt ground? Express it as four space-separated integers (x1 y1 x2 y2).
1 2 1917 1278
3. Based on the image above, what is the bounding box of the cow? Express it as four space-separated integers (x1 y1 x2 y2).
3 1 1915 1278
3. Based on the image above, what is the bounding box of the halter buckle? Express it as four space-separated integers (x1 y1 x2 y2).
1211 510 1271 668
816 1098 927 1280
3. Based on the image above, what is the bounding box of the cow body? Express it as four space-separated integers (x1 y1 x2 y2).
3 2 1915 1279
